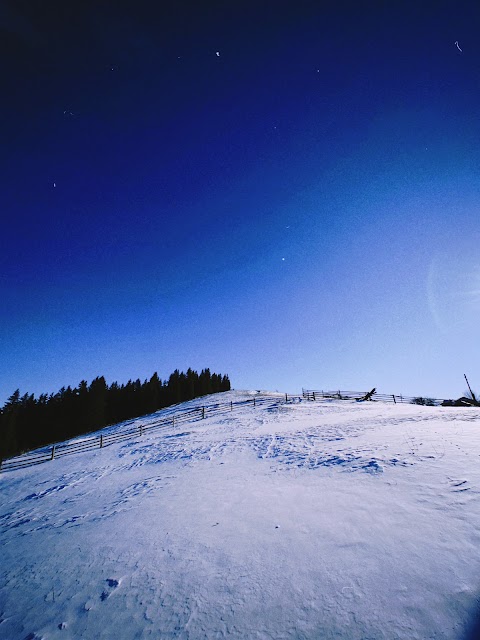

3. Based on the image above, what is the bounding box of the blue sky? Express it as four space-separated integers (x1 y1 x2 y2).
1 1 480 403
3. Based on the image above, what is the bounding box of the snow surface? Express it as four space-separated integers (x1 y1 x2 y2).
2 390 480 639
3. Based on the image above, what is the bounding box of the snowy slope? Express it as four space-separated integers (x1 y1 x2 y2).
1 390 480 639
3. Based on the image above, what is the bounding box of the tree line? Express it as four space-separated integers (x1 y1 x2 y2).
0 368 230 460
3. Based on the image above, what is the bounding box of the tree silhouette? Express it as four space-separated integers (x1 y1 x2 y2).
1 368 231 459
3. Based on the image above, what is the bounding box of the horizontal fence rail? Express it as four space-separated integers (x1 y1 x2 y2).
0 393 293 473
302 389 457 406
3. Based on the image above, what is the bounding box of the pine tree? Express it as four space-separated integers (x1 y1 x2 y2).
0 390 20 458
186 368 198 400
87 377 108 431
145 372 161 413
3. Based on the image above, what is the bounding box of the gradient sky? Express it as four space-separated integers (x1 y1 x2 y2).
1 1 480 404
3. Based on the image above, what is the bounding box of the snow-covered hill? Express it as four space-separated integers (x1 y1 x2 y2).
2 390 480 639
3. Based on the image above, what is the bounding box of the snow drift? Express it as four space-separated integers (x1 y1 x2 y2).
1 390 480 639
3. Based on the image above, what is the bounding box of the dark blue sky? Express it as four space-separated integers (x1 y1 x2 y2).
2 1 480 402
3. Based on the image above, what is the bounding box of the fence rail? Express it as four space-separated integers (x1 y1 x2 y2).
302 389 452 405
0 394 289 473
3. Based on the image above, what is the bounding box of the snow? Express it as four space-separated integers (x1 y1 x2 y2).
1 390 480 639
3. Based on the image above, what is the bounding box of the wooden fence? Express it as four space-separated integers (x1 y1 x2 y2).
302 389 449 405
2 389 470 473
0 394 291 473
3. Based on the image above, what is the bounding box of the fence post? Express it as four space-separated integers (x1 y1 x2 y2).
253 397 256 408
392 395 396 404
285 393 288 402
100 435 103 448
139 424 143 436
51 445 55 460
313 392 316 401
202 406 205 419
230 401 233 411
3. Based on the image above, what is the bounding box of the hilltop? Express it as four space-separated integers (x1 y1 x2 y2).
1 391 480 639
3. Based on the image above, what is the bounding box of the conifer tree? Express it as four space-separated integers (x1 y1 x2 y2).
0 390 20 458
87 377 108 430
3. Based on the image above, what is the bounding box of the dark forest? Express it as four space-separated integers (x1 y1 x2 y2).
0 368 230 459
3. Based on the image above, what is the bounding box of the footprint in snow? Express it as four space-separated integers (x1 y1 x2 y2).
363 459 383 474
451 480 470 492
101 578 120 601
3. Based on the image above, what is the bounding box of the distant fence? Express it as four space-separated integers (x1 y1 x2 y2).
2 389 473 473
302 389 450 405
0 393 293 474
